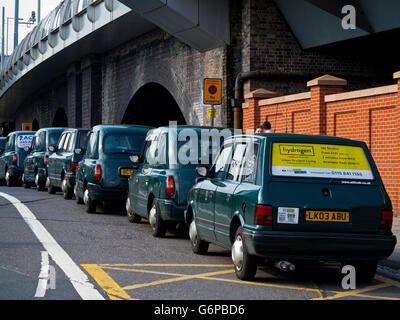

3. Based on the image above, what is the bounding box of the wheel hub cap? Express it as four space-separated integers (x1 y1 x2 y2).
35 173 39 186
84 190 89 205
45 176 50 188
126 198 131 215
149 205 156 229
62 179 67 193
232 235 244 270
189 220 198 245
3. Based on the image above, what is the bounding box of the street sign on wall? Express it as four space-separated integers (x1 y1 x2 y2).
208 108 216 118
203 78 222 105
22 123 32 131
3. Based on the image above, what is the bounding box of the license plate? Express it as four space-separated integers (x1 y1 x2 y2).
120 168 135 176
305 210 349 222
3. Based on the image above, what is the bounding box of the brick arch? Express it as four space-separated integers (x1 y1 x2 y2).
116 59 199 125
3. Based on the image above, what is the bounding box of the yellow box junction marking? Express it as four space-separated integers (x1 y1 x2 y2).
82 263 400 300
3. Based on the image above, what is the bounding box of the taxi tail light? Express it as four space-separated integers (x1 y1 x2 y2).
380 210 393 230
70 162 78 173
94 164 102 181
44 155 49 166
166 176 175 197
255 205 273 225
12 154 17 164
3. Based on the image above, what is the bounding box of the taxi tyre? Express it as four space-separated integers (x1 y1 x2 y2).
84 189 97 214
5 169 14 187
74 184 84 204
126 198 141 223
22 174 30 189
62 176 73 200
348 260 378 283
36 172 45 191
149 199 166 237
189 219 209 254
232 226 257 280
47 180 57 194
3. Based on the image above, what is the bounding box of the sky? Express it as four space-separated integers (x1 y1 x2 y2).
0 0 63 56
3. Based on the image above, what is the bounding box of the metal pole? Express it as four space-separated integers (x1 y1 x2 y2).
6 18 9 56
38 0 41 22
14 0 19 49
1 7 5 67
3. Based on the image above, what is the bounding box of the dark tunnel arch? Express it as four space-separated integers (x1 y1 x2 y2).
52 108 68 127
121 82 186 127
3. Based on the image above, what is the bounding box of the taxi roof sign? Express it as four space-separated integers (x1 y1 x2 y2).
204 78 222 105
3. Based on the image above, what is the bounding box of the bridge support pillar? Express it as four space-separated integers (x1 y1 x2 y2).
81 55 102 128
67 63 82 128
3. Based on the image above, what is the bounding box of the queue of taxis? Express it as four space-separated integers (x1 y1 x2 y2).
0 127 396 283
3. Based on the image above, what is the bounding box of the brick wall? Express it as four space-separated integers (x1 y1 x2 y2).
101 29 228 127
243 72 400 215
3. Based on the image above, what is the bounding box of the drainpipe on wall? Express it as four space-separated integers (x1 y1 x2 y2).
232 70 390 130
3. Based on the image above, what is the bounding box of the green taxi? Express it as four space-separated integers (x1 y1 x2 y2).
0 137 6 156
186 133 397 281
47 128 89 199
126 126 232 237
22 128 66 191
74 125 151 213
0 131 35 186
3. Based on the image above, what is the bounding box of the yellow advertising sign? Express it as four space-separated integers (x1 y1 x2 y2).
271 143 373 180
22 122 32 131
203 78 222 105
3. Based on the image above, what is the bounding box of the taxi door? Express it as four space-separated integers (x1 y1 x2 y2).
195 143 233 242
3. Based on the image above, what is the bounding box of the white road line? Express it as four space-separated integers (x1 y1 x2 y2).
0 192 104 300
34 251 51 298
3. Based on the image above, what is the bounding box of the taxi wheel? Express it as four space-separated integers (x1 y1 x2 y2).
189 219 209 254
84 189 96 214
126 198 141 223
5 169 13 187
149 199 166 237
36 173 45 191
74 184 84 204
232 227 257 280
22 174 30 189
62 176 73 200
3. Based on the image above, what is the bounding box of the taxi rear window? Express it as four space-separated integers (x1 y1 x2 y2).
271 143 374 180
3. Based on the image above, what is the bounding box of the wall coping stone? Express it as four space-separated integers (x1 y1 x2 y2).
307 74 347 87
325 84 397 103
258 91 311 107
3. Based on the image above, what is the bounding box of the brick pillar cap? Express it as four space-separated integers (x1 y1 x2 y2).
393 71 400 79
244 88 278 99
307 74 347 87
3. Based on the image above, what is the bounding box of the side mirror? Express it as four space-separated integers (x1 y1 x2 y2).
130 155 140 163
75 148 82 155
196 166 209 178
48 145 57 153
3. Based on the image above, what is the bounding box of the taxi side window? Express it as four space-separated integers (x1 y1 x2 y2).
57 134 66 151
63 133 71 152
5 135 15 152
144 135 159 165
67 133 76 152
85 132 98 158
227 143 247 181
241 143 259 184
212 144 233 179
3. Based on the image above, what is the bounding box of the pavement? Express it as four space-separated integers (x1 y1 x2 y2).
378 216 400 280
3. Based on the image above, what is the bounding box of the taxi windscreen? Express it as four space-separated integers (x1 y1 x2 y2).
271 143 374 180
